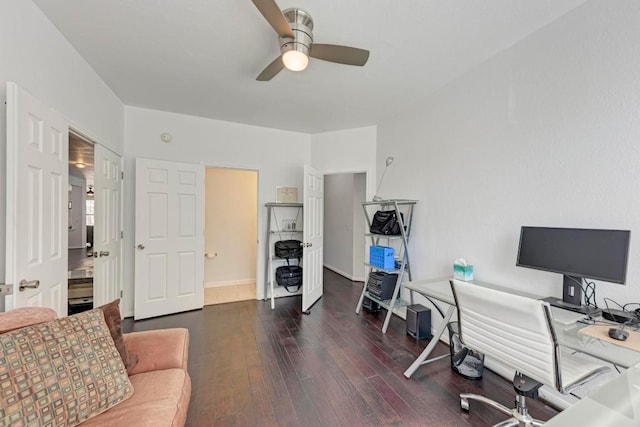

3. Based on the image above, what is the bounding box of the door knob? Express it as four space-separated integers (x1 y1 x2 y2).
137 244 145 250
304 242 312 248
99 251 110 257
19 279 40 292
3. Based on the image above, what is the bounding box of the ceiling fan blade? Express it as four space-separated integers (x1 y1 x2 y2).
309 44 370 66
256 56 284 81
251 0 294 38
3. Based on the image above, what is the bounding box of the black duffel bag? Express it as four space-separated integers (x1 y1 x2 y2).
276 265 303 293
370 210 404 235
274 240 303 259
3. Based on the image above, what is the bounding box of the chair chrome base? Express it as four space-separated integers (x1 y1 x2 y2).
460 393 545 427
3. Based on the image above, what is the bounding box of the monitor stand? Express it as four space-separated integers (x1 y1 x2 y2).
541 275 601 316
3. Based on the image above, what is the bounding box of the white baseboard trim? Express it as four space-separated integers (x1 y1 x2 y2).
324 264 364 282
204 279 255 289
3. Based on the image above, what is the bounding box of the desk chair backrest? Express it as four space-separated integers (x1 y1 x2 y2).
450 279 560 390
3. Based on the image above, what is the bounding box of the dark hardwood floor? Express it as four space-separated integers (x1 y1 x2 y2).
123 269 558 426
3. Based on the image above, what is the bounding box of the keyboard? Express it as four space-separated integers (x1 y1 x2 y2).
551 307 586 325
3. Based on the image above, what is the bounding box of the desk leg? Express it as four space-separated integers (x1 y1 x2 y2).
404 305 455 378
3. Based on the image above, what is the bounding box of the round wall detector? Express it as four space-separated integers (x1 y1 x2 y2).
160 132 173 143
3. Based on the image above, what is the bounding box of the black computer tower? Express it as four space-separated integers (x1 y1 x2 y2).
406 304 431 339
362 296 380 313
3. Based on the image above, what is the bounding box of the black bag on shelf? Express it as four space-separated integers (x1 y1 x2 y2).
370 210 404 235
275 265 303 293
274 240 303 259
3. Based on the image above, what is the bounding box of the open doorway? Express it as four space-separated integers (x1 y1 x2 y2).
204 167 258 305
323 172 367 283
68 134 94 314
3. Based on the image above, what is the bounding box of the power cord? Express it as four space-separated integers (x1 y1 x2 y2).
582 279 597 308
603 297 625 311
602 297 640 326
567 276 598 309
622 302 640 318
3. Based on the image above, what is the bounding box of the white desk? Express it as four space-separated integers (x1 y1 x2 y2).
403 277 640 426
545 362 640 426
403 277 640 378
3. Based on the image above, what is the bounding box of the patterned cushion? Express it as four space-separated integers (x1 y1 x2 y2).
0 309 134 427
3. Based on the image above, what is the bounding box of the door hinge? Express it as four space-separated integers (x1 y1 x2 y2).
121 171 124 179
121 231 124 238
0 284 13 296
120 290 123 298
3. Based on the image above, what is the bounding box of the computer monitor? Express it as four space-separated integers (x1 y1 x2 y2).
516 226 631 315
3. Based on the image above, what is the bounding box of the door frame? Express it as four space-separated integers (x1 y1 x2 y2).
69 128 124 309
202 164 260 300
322 170 370 282
142 159 265 303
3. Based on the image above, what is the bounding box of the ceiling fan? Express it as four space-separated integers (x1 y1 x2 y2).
251 0 370 81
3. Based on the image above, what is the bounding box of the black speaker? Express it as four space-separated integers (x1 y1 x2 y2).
406 304 431 339
366 271 398 300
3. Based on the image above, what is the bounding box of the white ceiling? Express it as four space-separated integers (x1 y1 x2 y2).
33 0 588 134
69 134 94 185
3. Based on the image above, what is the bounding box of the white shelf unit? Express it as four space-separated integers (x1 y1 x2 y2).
356 199 417 333
264 202 304 309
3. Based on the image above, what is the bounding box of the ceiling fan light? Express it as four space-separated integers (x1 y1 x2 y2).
282 50 308 71
75 161 86 168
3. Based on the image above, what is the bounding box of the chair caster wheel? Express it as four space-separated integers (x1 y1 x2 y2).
460 398 470 412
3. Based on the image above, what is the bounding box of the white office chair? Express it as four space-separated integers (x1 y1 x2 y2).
449 279 610 426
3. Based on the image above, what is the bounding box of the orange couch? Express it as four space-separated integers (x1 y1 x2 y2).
0 308 191 427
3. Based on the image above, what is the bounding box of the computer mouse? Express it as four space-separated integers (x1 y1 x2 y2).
608 327 629 341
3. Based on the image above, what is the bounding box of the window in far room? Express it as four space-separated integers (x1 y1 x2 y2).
86 199 94 226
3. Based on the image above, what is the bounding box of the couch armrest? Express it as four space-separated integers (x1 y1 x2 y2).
123 328 189 376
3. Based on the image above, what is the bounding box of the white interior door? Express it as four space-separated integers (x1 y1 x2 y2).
302 165 324 313
134 158 204 319
93 144 123 307
5 82 69 316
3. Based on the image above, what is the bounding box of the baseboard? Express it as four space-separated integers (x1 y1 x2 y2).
324 264 364 282
204 279 255 289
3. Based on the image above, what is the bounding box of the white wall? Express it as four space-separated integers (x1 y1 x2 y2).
123 106 310 315
0 1 124 311
310 126 377 198
311 127 375 282
204 168 257 287
0 2 124 149
377 2 640 314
